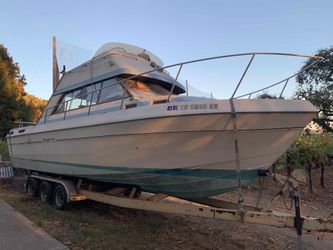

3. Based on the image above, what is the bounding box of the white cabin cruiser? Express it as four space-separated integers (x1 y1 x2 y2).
6 42 319 198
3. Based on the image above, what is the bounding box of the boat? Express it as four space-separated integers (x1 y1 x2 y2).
6 39 319 198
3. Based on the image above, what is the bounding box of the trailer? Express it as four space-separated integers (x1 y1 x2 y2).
25 173 333 233
24 172 333 236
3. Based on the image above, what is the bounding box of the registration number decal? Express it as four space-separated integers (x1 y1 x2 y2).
167 104 218 111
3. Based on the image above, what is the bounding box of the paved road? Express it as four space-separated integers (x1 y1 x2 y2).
0 199 67 250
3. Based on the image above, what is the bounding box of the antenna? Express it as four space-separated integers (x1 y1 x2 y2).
52 36 60 91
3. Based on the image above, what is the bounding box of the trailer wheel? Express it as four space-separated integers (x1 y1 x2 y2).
39 181 54 204
53 184 68 210
26 178 40 197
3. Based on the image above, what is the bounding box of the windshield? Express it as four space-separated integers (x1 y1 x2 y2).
125 79 170 98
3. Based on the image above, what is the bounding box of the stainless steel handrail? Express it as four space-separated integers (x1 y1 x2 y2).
234 58 321 99
231 54 256 99
42 52 323 124
14 121 36 128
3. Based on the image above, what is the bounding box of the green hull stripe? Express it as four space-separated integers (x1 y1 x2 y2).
11 157 260 198
12 157 258 179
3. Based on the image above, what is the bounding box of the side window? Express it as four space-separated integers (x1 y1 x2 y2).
66 83 100 111
53 79 127 114
54 92 73 113
79 87 90 107
98 80 113 103
85 83 100 105
98 80 127 103
69 90 82 110
64 92 74 111
74 86 95 108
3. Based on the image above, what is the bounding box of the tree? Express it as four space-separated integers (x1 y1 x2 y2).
0 44 45 138
23 94 47 123
256 92 284 99
295 47 333 132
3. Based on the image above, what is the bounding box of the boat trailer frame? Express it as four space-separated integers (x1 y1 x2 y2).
26 173 333 233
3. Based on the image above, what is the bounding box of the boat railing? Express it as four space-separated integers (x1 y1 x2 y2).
14 120 36 128
42 52 322 124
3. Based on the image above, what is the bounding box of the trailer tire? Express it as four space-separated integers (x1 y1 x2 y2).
40 181 54 204
26 178 40 197
53 184 68 210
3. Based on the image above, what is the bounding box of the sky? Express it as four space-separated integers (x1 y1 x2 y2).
1 0 333 100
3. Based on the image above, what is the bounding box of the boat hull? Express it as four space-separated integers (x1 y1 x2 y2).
7 99 317 198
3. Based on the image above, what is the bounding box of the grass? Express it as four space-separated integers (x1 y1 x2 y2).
0 185 209 249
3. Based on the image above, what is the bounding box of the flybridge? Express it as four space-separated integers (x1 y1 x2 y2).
52 41 185 96
94 42 164 67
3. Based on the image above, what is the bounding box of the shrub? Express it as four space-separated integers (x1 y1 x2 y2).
0 140 9 161
278 132 333 192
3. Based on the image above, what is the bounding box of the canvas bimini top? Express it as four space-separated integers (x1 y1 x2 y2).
53 42 185 96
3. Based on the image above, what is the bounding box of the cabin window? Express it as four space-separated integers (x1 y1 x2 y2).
69 90 82 110
54 92 73 113
98 80 128 103
53 78 128 114
88 83 100 105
